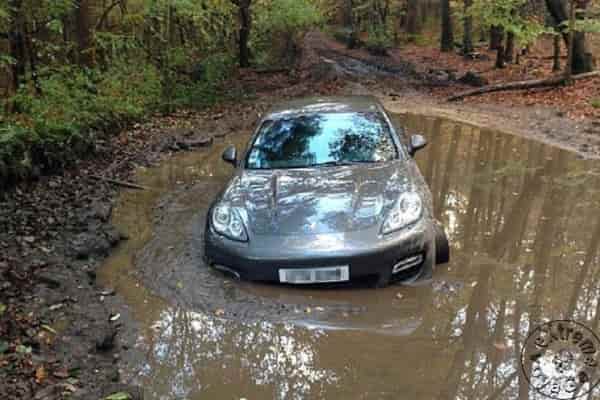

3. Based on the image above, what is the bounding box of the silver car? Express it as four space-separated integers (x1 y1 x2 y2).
204 96 449 287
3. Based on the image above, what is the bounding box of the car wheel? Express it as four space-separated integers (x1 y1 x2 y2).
435 223 450 265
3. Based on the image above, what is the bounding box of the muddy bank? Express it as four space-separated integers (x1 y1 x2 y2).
0 105 275 399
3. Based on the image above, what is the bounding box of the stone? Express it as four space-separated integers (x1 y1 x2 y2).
458 71 489 87
95 325 117 352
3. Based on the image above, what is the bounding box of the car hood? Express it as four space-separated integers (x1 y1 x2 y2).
222 162 416 236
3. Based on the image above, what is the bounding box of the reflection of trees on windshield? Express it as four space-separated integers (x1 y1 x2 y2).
246 113 396 169
247 114 324 169
327 113 396 162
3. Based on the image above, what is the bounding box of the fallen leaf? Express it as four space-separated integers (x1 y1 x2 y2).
41 325 57 335
53 369 69 379
494 342 509 351
104 392 132 400
0 341 9 354
396 293 404 300
214 309 225 316
35 365 47 383
60 383 78 393
109 313 121 322
16 344 32 354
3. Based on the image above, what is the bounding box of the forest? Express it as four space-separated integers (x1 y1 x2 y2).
0 0 599 187
2 2 600 399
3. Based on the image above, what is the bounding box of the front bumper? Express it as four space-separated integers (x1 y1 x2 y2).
204 219 436 284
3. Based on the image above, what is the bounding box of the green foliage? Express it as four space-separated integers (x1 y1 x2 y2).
348 0 395 51
365 24 392 55
253 0 323 65
0 63 161 181
591 98 600 109
562 18 600 34
0 0 323 185
255 0 323 34
171 52 236 109
467 0 547 48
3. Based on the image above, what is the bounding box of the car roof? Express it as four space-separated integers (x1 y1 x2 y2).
264 96 383 120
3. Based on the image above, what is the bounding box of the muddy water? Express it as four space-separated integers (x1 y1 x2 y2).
99 114 600 399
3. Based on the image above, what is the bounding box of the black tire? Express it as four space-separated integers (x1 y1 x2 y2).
435 223 450 265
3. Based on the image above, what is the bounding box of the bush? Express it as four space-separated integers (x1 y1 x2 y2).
365 25 392 56
329 27 363 49
252 0 323 65
0 62 161 184
171 52 236 109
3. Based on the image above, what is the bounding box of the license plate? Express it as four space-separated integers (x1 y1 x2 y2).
279 266 349 284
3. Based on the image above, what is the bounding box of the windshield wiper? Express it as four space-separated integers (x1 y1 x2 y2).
309 160 375 168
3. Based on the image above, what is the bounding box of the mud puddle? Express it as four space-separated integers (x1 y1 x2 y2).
99 114 600 399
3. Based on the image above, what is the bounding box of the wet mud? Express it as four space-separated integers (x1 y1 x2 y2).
99 114 600 399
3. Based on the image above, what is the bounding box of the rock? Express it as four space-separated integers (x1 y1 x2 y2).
85 384 144 400
309 59 342 81
34 384 58 400
110 367 120 382
184 137 214 147
366 44 389 56
86 269 97 281
91 201 112 222
95 325 118 351
72 232 111 259
37 272 61 289
104 226 124 247
458 71 489 87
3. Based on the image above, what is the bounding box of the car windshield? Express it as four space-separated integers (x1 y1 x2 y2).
245 112 399 169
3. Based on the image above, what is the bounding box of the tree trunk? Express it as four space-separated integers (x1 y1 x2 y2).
7 0 26 95
75 0 94 66
545 0 595 74
489 25 503 50
440 0 454 52
462 0 474 55
406 0 419 37
553 34 561 71
448 71 600 101
341 0 353 28
23 27 40 94
236 0 252 68
495 44 506 69
505 31 515 63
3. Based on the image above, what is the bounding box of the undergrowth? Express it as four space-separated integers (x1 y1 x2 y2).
0 55 232 185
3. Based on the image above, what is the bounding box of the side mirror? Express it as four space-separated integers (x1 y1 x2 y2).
222 145 237 166
409 134 427 156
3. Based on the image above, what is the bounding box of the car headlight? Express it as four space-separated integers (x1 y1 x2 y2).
211 204 248 242
381 192 423 234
